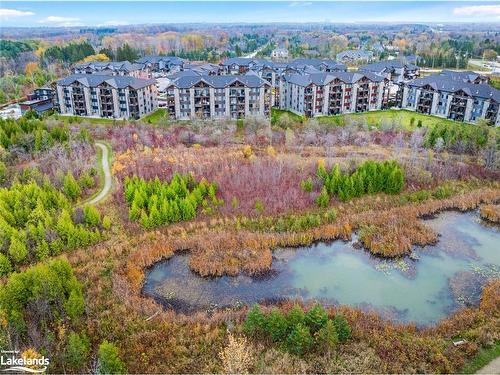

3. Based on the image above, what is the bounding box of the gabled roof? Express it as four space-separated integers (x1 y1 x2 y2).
168 74 270 89
220 57 268 67
136 55 185 65
439 70 487 83
359 60 419 73
74 61 144 72
407 74 500 102
57 74 156 89
337 50 374 59
283 71 386 87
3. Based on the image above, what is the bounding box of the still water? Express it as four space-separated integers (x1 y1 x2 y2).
143 211 499 325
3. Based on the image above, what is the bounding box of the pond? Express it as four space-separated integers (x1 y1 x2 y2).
143 210 500 326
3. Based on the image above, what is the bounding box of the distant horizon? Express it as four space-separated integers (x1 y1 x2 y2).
1 1 500 27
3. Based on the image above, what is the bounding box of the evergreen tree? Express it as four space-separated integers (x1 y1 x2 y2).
265 308 288 342
243 304 266 337
98 341 127 374
332 315 351 342
305 303 328 333
315 319 339 353
286 323 313 356
65 331 90 370
286 304 305 328
63 172 81 201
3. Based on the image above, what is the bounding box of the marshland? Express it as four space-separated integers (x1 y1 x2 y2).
1 110 499 373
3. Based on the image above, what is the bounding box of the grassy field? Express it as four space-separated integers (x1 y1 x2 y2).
142 108 169 125
271 108 305 125
272 108 465 130
460 341 500 374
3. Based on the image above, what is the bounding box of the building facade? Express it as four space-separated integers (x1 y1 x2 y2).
397 74 500 126
56 74 157 120
280 72 389 117
165 75 271 120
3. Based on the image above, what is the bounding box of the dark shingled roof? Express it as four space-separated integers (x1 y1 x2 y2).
439 70 487 83
136 55 185 65
359 60 419 73
73 61 144 72
57 74 156 89
407 74 500 102
283 71 386 87
168 74 270 89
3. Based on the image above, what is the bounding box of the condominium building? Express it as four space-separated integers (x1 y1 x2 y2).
165 74 271 120
336 50 374 64
359 60 420 84
56 74 157 119
135 55 185 76
397 74 500 125
72 61 147 78
220 58 347 107
280 71 389 117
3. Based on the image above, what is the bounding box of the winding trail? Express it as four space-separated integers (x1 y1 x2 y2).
86 142 112 205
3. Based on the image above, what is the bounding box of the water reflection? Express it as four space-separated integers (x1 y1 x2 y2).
143 211 499 326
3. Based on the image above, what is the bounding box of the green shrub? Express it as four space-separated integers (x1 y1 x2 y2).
300 177 314 192
305 303 328 333
102 215 112 230
316 186 330 207
83 205 101 226
243 304 267 337
98 341 127 374
286 323 313 356
287 304 306 328
332 315 351 342
63 171 81 201
315 319 339 353
65 331 90 370
265 308 289 342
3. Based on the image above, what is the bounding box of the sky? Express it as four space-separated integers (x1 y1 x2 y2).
1 1 500 27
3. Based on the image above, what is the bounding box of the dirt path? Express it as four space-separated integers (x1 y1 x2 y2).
86 142 112 205
476 357 500 374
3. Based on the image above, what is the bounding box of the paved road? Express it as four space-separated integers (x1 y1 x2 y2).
86 142 112 205
476 357 500 374
243 43 268 58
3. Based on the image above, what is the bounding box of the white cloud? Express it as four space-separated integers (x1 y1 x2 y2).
289 1 313 7
38 15 83 27
453 5 500 17
0 8 35 20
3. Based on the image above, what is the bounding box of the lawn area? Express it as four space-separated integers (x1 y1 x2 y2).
460 341 500 374
315 109 462 130
50 114 118 125
142 108 169 125
271 108 464 131
271 108 305 125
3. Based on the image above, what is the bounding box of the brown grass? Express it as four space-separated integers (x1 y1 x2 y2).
121 187 500 296
480 204 500 224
